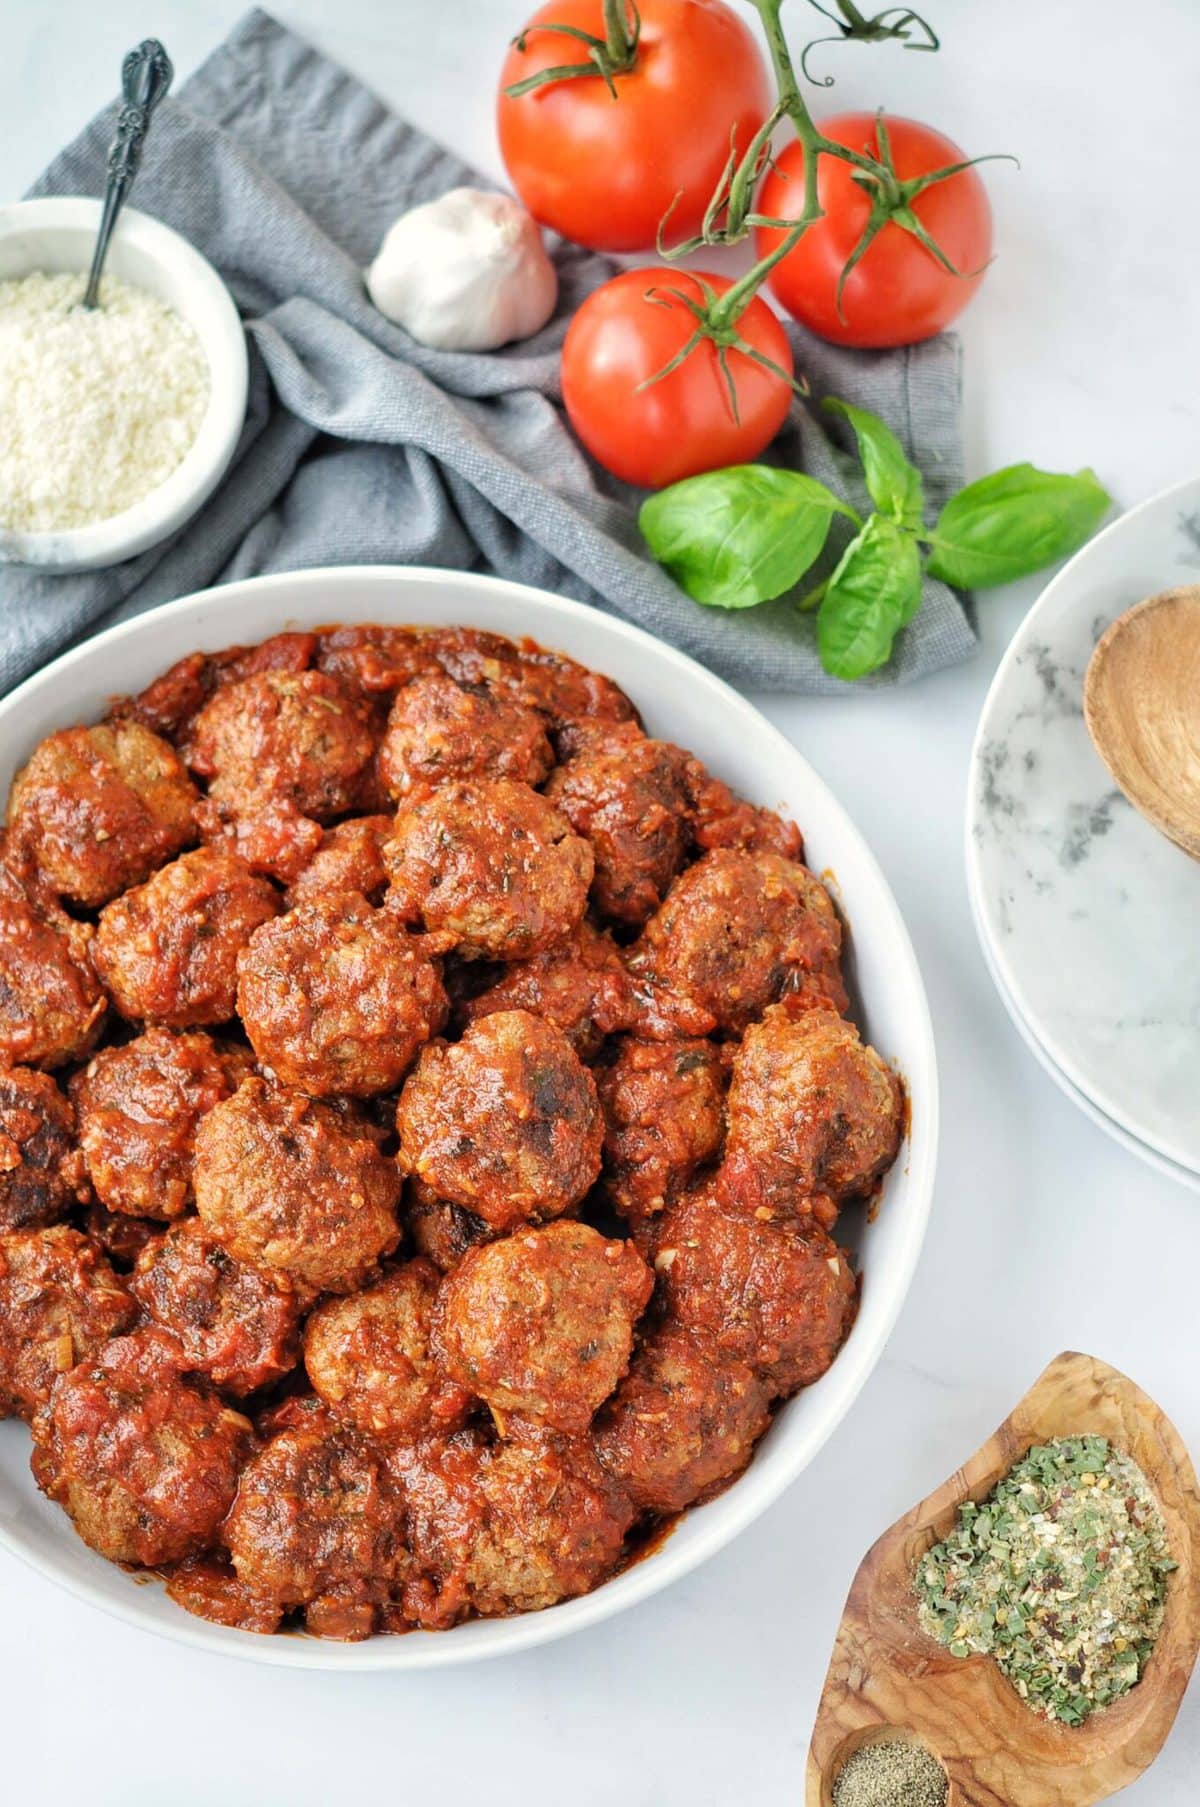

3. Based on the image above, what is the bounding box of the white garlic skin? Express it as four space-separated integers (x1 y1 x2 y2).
365 187 558 353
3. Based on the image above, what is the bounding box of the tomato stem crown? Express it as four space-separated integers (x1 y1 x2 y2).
504 0 641 99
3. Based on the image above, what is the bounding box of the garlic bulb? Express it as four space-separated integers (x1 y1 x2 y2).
365 187 558 353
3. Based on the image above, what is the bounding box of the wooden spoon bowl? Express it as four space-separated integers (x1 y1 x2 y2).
1084 586 1200 861
806 1352 1200 1806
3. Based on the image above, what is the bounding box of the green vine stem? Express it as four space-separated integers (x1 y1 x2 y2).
504 0 640 99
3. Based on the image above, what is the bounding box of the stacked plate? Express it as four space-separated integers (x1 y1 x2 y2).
967 474 1200 1193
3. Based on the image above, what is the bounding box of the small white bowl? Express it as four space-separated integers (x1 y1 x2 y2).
0 566 939 1670
0 197 248 572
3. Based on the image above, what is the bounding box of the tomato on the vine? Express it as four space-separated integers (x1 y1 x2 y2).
755 114 993 348
560 268 794 489
498 0 770 254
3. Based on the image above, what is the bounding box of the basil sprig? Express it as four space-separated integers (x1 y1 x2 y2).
638 398 1111 681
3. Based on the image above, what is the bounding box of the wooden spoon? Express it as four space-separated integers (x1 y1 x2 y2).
806 1351 1200 1807
1084 586 1200 861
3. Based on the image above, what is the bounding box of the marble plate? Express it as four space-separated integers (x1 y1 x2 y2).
968 474 1200 1179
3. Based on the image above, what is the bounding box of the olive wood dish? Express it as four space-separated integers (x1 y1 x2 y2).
806 1351 1200 1806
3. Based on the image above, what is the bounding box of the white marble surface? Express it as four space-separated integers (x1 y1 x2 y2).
3 2 1199 1802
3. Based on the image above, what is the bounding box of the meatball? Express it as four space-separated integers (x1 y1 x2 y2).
379 672 553 798
0 861 106 1068
0 1226 136 1420
597 1038 727 1230
285 815 393 907
452 922 633 1059
543 721 693 926
131 1219 301 1397
629 849 847 1038
186 670 376 822
195 1078 401 1295
237 893 447 1098
6 720 197 908
224 1396 407 1637
316 623 440 695
407 1192 498 1274
0 1066 88 1232
396 1012 603 1232
70 1029 246 1220
594 1325 770 1514
125 633 318 744
165 1554 284 1634
385 778 592 962
31 1327 254 1565
721 1006 904 1211
305 1260 471 1439
433 631 636 732
651 1182 857 1396
433 1223 652 1433
685 763 803 861
395 1428 633 1627
92 849 280 1027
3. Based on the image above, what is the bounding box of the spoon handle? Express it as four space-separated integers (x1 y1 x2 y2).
80 39 174 310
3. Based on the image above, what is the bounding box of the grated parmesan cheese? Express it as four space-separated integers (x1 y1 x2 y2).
0 270 209 533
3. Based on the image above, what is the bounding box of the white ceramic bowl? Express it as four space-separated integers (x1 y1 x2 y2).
0 567 939 1669
0 197 247 572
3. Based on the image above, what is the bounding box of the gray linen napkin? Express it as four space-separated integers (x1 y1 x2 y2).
7 7 977 698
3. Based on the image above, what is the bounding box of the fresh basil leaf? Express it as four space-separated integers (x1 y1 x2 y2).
925 464 1110 589
817 514 923 680
639 466 854 610
823 396 925 530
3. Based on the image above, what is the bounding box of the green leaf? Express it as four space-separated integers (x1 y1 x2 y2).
925 464 1111 590
817 514 923 680
639 465 854 610
822 396 925 530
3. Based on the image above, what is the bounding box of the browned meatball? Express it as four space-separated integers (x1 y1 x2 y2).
0 1066 88 1232
124 633 318 745
316 623 441 696
685 762 803 861
407 1192 498 1273
70 1029 245 1220
397 1012 603 1232
131 1219 302 1397
394 1427 633 1627
92 849 280 1027
285 815 393 907
721 1006 903 1211
593 1325 770 1514
597 1037 727 1230
195 1078 401 1295
237 893 447 1098
224 1396 407 1637
433 1223 652 1433
186 670 376 823
543 721 692 927
651 1182 857 1396
433 631 637 732
0 861 106 1068
0 1226 136 1420
165 1553 284 1634
629 850 847 1038
379 672 553 799
452 921 634 1059
31 1327 254 1565
6 720 197 908
305 1260 472 1439
384 778 592 961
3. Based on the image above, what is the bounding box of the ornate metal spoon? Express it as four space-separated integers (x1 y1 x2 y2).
80 38 174 310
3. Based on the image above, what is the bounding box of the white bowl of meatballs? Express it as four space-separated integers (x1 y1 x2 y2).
0 566 937 1669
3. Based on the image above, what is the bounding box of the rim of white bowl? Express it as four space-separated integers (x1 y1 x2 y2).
0 566 940 1669
964 472 1200 1180
0 197 248 568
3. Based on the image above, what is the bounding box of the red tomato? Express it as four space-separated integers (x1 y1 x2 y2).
498 0 770 254
561 268 794 488
755 114 993 348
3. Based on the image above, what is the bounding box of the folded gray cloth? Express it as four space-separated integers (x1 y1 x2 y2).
7 7 977 697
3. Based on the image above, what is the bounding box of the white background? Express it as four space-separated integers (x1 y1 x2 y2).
4 2 1198 1801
